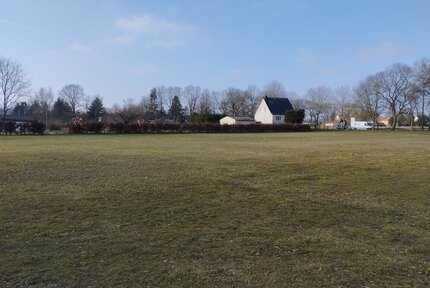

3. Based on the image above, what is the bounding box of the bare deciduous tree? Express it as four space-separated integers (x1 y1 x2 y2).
165 86 182 111
286 91 306 110
0 55 31 122
33 87 54 131
354 74 382 129
245 85 261 115
183 85 201 115
219 88 242 116
304 86 333 129
219 87 255 117
379 63 414 130
335 84 353 121
260 80 287 98
406 92 419 130
290 98 306 111
156 85 167 115
117 98 143 124
59 84 85 115
211 91 222 114
413 58 430 130
197 89 214 114
83 95 93 112
285 91 307 117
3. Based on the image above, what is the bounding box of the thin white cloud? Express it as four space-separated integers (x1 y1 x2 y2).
358 42 410 61
0 18 32 30
69 43 95 54
113 14 194 48
112 34 136 45
296 48 318 64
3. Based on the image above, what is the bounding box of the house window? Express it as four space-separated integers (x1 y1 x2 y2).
275 116 282 121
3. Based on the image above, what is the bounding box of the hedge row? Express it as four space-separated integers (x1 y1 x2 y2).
69 122 104 134
0 121 45 135
69 122 310 134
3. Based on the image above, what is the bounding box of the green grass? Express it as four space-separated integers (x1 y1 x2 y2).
1 131 429 287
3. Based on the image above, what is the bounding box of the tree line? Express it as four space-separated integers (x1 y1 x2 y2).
290 59 430 131
1 54 429 131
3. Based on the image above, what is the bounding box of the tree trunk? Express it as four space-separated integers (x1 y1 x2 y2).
45 113 49 133
391 115 397 131
422 92 425 131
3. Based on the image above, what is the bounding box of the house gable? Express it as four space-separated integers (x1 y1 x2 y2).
220 116 236 125
254 99 273 124
254 96 293 124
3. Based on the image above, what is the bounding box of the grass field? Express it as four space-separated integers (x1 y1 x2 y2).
1 131 429 287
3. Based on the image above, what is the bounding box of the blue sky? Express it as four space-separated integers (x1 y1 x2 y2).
1 0 430 106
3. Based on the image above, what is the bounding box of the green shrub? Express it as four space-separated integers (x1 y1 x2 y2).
84 122 104 134
29 121 45 134
3 122 16 135
285 109 305 124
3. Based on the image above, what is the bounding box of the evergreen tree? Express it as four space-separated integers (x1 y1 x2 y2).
87 97 105 120
146 88 158 120
158 105 166 119
51 98 73 123
169 95 183 123
28 101 43 121
11 102 29 116
284 109 305 124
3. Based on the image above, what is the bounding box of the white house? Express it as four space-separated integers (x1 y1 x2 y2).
254 96 294 124
220 116 256 125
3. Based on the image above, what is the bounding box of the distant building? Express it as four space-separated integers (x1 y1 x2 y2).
254 96 293 124
3 115 36 123
219 116 255 125
12 102 29 116
377 116 391 127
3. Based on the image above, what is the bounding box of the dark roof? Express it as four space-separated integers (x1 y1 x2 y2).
263 96 293 115
229 116 255 121
3 115 37 122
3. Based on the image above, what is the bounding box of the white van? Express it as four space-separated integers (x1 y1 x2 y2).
350 117 373 130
